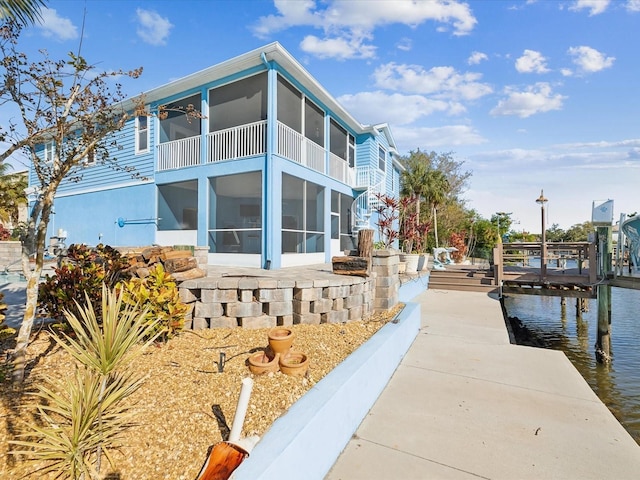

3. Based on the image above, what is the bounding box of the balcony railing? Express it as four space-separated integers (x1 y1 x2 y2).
277 122 326 174
207 120 267 163
157 136 201 171
355 165 385 189
157 120 356 186
329 152 353 185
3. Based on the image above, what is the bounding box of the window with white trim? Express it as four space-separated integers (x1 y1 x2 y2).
378 145 386 172
136 115 149 153
43 141 55 163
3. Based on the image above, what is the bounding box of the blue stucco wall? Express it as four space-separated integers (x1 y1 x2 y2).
49 182 156 247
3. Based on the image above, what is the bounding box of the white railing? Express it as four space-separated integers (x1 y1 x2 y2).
306 140 325 173
157 136 201 171
355 165 385 189
350 174 385 233
277 122 326 176
329 152 353 185
207 120 267 163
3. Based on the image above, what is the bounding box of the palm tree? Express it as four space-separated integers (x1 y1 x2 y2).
0 168 28 225
0 0 46 26
400 150 430 223
424 169 449 248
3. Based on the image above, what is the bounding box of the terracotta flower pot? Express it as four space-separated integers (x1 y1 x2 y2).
268 327 294 355
279 351 309 377
247 351 280 375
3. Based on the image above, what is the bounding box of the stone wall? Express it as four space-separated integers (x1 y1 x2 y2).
178 249 400 330
0 241 21 271
179 274 377 330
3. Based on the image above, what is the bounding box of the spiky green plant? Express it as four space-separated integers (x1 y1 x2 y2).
11 285 161 478
11 368 144 479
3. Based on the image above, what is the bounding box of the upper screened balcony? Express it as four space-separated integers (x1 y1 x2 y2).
156 71 357 187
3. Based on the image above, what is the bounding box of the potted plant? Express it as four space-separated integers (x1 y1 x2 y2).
399 196 421 272
374 193 399 250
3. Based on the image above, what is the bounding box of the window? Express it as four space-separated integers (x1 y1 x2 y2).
136 115 149 153
348 134 355 168
208 172 262 254
330 119 348 161
209 73 267 132
277 76 302 133
378 145 386 172
331 190 355 251
159 93 201 143
43 141 55 163
282 174 324 254
304 98 324 146
158 181 198 230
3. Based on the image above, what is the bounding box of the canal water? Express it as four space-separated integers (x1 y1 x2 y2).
503 287 640 445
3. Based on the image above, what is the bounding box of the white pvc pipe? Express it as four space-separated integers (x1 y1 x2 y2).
229 377 254 442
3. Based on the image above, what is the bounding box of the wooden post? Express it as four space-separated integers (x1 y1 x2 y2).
595 284 611 363
357 229 374 259
358 229 374 276
588 242 597 284
493 243 503 288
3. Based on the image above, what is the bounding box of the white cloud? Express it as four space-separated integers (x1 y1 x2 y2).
393 124 487 150
628 0 640 12
300 34 376 60
490 82 566 118
253 0 477 59
468 51 488 65
373 62 493 101
135 9 173 46
569 0 611 15
567 46 615 74
515 49 550 74
37 8 78 41
397 38 412 52
337 91 456 125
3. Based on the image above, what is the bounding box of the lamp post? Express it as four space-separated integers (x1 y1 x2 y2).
535 190 548 280
495 211 511 244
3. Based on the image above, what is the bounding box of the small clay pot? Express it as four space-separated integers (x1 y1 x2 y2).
247 351 279 375
267 327 294 355
279 351 309 377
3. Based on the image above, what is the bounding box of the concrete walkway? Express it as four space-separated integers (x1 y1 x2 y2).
326 289 640 480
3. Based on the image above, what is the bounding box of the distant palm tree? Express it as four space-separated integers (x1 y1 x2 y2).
0 169 27 225
423 169 449 248
0 0 46 26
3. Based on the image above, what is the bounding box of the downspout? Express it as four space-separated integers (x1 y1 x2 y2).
261 52 272 269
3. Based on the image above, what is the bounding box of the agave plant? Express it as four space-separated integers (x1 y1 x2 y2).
11 285 161 479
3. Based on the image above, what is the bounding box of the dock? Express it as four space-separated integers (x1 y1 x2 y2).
326 289 640 479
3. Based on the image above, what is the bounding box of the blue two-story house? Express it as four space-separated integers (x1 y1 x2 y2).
34 42 402 269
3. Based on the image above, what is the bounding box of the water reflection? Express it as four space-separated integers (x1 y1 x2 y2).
503 287 640 445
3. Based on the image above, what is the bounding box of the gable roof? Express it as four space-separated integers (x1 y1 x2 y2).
129 42 384 137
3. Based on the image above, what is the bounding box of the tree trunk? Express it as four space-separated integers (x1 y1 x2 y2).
433 206 439 248
11 266 41 383
12 188 54 383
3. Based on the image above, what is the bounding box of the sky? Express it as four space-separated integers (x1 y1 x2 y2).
5 0 640 233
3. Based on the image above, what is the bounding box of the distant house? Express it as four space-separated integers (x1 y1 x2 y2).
29 42 402 269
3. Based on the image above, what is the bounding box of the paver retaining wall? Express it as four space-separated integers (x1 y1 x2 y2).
178 249 401 329
0 241 21 270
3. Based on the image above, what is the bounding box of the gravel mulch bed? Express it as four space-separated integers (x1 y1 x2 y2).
0 304 402 480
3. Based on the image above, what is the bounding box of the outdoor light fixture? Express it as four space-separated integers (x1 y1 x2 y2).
535 190 548 280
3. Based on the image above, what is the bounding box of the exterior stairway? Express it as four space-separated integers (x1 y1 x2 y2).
428 263 497 294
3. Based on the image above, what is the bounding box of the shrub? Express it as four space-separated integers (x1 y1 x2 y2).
38 244 131 321
11 286 161 478
118 263 188 341
448 232 468 263
0 224 10 240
